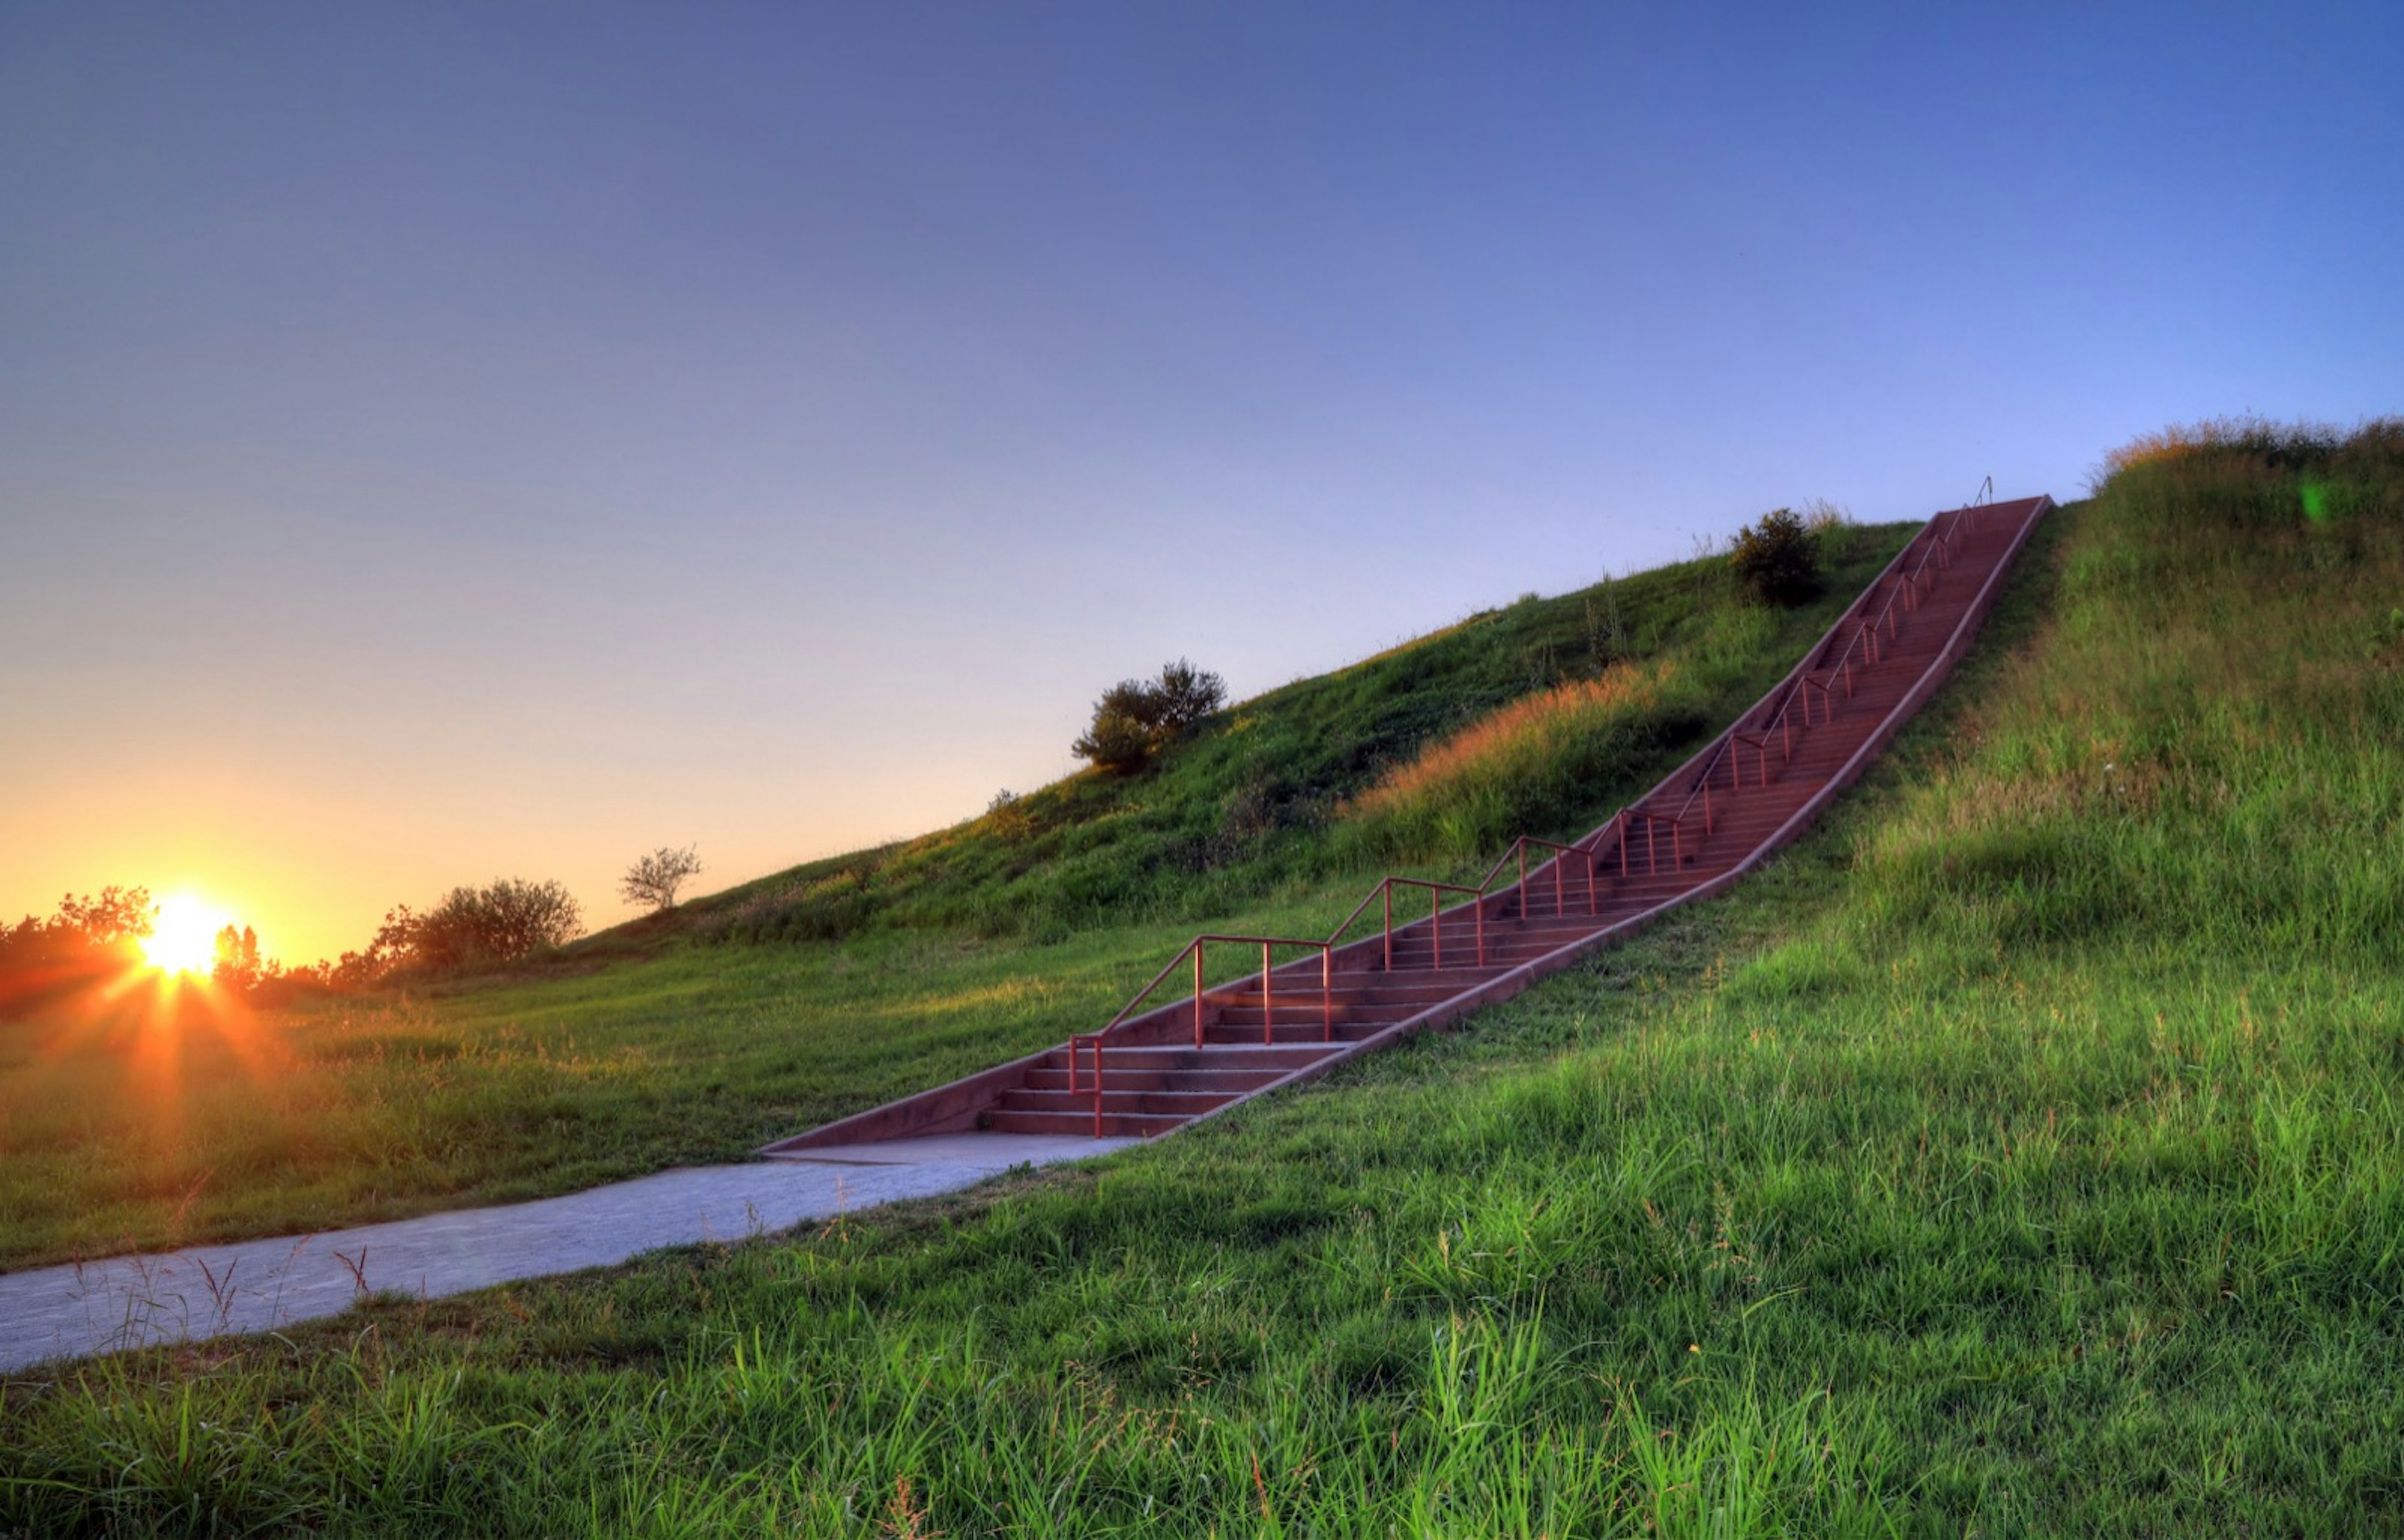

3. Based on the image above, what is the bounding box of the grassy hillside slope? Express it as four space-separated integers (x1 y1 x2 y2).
632 522 1905 948
9 428 2400 1535
0 528 1912 1271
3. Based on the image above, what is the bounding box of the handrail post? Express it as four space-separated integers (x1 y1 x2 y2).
1382 881 1392 971
1193 942 1205 1050
1069 1034 1081 1095
1586 847 1598 915
1261 940 1273 1046
1431 886 1442 968
1476 896 1486 967
1517 841 1528 916
1322 945 1332 1042
1618 810 1630 878
1554 848 1565 915
1089 1037 1103 1137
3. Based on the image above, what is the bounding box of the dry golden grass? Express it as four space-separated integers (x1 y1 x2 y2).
1339 661 1685 860
1348 663 1670 819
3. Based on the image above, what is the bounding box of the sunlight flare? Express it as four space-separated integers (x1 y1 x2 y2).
141 893 234 975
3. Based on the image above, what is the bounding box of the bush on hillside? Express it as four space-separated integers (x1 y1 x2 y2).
1072 659 1228 772
1729 508 1823 606
374 878 583 973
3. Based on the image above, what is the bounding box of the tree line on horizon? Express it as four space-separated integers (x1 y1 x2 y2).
0 846 707 1017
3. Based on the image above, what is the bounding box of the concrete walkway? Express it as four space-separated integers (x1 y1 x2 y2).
0 1134 1138 1375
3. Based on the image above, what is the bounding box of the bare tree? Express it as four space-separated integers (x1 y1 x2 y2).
622 845 704 911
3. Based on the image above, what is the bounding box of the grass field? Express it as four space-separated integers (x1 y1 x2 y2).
0 527 1912 1273
8 426 2401 1535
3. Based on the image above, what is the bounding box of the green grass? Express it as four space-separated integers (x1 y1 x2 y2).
8 425 2404 1534
0 530 1911 1273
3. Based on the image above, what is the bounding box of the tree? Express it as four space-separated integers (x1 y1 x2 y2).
1729 508 1824 606
621 845 704 911
212 925 262 993
1071 659 1228 772
0 886 157 1015
53 887 157 947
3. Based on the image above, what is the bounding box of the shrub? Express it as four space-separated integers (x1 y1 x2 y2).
1729 508 1822 606
376 878 583 973
1071 659 1228 772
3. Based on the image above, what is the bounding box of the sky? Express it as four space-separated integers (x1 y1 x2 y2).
4 1 2399 963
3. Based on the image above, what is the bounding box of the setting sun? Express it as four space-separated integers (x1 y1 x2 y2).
141 893 234 975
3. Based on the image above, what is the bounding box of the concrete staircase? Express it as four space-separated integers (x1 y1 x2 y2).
763 495 2052 1158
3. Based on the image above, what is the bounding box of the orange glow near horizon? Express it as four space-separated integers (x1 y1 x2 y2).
140 893 236 975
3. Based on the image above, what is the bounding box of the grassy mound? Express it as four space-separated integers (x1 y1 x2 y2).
0 528 1908 1270
9 429 2401 1534
651 538 1900 948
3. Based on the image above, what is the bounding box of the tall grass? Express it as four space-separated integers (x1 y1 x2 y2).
1857 414 2404 967
1338 659 1685 861
1337 601 1790 865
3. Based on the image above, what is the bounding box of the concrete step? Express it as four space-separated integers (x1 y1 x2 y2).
994 1087 1240 1117
1210 1002 1417 1027
1202 1020 1389 1046
1212 978 1512 1009
1024 1065 1288 1094
980 1108 1190 1137
1033 1042 1337 1074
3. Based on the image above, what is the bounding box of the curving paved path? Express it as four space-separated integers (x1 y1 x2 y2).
0 1134 1134 1375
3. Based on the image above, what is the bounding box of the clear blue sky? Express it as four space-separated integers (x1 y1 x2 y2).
4 1 2398 959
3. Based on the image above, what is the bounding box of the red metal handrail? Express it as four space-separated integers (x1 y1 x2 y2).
1614 808 1689 875
1092 933 1336 1054
1067 1034 1106 1136
1476 834 1600 919
1326 877 1487 972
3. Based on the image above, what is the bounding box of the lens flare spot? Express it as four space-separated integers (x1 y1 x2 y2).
142 894 234 975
